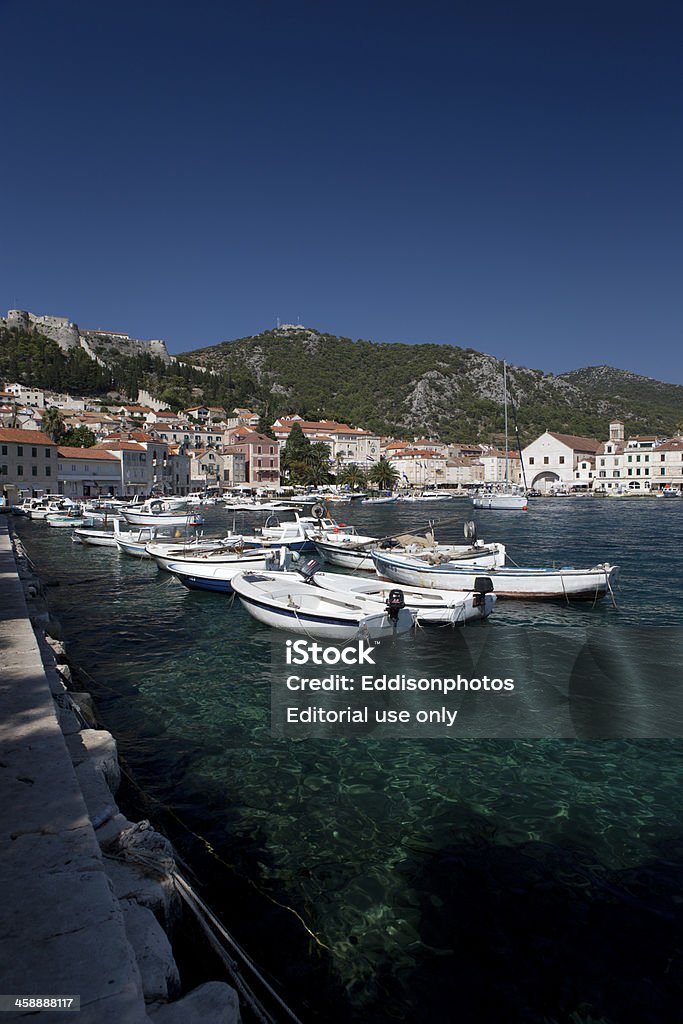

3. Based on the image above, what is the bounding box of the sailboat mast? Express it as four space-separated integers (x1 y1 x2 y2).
503 361 509 486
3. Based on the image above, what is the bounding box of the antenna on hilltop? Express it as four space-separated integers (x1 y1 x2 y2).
276 316 281 328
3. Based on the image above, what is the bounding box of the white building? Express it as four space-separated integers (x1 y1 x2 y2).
388 450 448 488
3 383 45 408
443 457 485 489
522 432 602 492
57 446 122 499
593 421 670 493
272 416 380 469
479 450 522 485
652 438 683 490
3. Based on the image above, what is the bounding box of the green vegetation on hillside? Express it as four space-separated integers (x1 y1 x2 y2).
3 324 682 444
179 328 683 443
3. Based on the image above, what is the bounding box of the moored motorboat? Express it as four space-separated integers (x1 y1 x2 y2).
314 530 505 572
73 523 122 546
147 541 272 573
372 550 619 600
122 498 204 528
230 570 415 639
166 547 297 593
310 571 496 625
47 513 85 528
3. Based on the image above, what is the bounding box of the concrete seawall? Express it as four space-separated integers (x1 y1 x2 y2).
0 519 240 1023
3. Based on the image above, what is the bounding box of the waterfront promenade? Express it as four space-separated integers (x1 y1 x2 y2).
0 519 240 1023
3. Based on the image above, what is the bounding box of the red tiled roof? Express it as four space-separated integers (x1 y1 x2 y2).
547 432 602 452
57 446 119 460
0 427 54 444
94 441 144 452
654 439 683 452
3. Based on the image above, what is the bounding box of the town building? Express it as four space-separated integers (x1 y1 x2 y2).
271 416 380 468
226 429 280 487
443 457 485 489
387 449 448 488
652 438 683 491
0 427 57 501
3 383 45 408
479 450 523 485
188 448 246 490
521 432 603 492
57 446 122 499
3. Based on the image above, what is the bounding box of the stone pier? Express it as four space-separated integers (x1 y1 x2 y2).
0 519 240 1023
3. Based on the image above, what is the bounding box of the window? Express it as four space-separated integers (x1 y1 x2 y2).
528 457 534 465
559 456 565 465
627 455 632 463
661 468 666 475
17 465 23 476
0 465 7 475
661 454 666 461
17 446 23 456
31 466 37 476
257 446 262 454
45 448 51 457
543 456 549 465
1 446 6 455
600 459 605 466
32 447 37 457
45 467 51 477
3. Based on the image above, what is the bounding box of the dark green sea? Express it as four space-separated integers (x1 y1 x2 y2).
16 498 683 1024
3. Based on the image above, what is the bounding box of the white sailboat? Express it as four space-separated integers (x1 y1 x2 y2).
473 361 528 511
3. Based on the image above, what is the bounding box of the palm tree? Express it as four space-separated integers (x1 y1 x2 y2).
339 464 368 489
41 406 66 442
368 457 400 491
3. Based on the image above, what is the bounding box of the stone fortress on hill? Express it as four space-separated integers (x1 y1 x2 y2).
2 309 173 363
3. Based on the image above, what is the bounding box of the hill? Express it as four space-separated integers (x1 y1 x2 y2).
178 326 683 443
3 321 681 443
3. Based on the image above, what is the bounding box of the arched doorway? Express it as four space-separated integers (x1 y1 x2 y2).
531 471 560 493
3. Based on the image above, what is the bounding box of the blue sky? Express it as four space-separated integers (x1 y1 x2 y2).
2 0 682 380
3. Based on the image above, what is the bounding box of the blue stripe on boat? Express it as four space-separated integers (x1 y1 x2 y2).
236 591 369 628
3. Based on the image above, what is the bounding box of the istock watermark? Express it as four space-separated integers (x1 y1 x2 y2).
270 625 683 739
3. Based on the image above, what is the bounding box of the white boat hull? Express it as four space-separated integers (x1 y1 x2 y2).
311 572 496 625
72 528 120 547
372 551 619 600
122 510 204 527
230 571 415 639
473 492 528 510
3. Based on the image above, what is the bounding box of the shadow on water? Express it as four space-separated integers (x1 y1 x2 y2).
370 826 683 1024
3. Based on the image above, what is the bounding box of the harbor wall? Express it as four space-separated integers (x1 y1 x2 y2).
0 519 240 1023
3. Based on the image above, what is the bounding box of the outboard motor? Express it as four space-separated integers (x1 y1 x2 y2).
472 576 494 608
386 588 406 625
296 557 321 583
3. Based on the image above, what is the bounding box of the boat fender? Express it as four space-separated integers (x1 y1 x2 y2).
311 503 326 519
386 588 406 624
472 576 494 607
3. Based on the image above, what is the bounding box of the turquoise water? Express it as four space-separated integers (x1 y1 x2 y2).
16 499 683 1023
